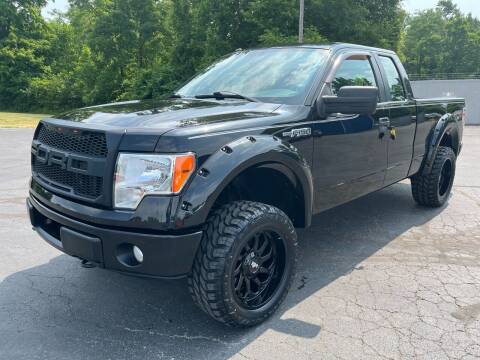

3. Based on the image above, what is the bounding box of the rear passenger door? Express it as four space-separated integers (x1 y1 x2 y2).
377 55 417 185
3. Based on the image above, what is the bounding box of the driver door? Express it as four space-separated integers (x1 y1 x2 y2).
311 53 389 212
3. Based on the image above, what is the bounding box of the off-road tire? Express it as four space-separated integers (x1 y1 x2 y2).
188 201 297 327
411 146 456 207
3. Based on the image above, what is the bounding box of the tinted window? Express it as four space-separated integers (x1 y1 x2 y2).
332 56 377 94
380 56 406 101
177 48 329 105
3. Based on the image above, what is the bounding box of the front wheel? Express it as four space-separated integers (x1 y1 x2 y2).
188 201 297 327
411 146 456 207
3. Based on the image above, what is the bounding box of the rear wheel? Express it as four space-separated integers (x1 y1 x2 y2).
188 201 297 327
411 146 456 207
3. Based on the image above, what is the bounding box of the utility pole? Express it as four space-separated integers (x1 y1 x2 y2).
299 0 304 43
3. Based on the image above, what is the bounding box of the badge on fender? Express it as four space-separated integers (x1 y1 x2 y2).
282 127 312 138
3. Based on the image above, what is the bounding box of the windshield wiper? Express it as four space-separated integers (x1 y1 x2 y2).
194 91 258 103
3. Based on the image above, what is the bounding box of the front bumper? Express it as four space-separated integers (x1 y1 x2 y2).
27 195 203 278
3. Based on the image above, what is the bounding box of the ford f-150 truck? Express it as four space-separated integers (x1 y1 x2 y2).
27 43 464 327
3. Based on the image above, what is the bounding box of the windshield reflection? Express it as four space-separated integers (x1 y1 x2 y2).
177 48 329 105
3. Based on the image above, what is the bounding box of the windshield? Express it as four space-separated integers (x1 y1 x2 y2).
176 48 330 105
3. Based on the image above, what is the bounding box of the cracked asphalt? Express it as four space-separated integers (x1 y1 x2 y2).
1 127 479 360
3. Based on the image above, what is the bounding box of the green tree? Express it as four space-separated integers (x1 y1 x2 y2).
0 0 49 110
25 18 87 110
0 0 47 40
306 0 404 49
0 0 416 112
402 0 480 76
78 0 166 103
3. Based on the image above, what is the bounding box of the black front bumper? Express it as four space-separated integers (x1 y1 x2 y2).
27 195 203 278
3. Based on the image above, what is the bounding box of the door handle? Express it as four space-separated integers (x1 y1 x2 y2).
379 117 397 140
378 117 390 139
378 117 390 126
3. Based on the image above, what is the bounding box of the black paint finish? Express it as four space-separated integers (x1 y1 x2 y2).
28 43 465 278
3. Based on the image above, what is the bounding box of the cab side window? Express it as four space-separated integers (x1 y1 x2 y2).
379 56 406 101
332 55 377 95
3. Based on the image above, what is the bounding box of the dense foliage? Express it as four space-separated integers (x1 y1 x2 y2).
402 0 480 77
0 0 476 112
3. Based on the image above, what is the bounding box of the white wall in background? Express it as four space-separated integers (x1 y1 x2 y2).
411 80 480 125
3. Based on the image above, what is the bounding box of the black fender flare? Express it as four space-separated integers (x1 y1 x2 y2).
422 113 460 175
176 135 314 229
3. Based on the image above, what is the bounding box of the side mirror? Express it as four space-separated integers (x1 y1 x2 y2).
321 86 378 115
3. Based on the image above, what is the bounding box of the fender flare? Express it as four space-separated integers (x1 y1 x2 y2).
176 135 314 228
422 113 460 175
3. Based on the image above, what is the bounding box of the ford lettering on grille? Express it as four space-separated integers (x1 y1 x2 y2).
31 125 107 200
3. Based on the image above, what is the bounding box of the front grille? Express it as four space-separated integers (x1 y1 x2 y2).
37 123 108 158
33 159 103 199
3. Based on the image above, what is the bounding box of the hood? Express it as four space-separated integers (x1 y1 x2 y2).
52 99 281 132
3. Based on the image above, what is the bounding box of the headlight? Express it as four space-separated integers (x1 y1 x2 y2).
114 153 195 209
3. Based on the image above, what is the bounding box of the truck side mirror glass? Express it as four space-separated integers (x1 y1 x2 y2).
321 86 378 115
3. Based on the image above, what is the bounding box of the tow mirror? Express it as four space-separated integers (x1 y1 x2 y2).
321 86 378 115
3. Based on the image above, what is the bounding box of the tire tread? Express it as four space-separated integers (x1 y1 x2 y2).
411 146 456 207
188 201 296 327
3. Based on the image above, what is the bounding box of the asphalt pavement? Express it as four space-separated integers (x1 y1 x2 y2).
0 128 479 360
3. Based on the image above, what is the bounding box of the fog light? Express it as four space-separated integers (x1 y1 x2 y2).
133 245 144 263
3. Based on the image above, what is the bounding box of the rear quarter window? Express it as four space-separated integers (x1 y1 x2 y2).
379 56 406 101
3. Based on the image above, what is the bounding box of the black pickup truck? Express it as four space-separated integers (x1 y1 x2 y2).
27 43 464 327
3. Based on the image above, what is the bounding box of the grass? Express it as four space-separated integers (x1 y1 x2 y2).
0 112 50 128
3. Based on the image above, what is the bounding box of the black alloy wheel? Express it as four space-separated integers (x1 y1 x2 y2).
232 230 285 310
188 201 297 327
438 158 453 197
